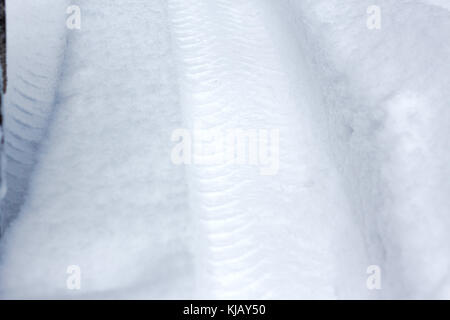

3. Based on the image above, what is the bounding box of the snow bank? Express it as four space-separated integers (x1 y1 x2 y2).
276 0 450 298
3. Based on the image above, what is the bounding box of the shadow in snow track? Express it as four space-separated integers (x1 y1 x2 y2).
0 0 69 233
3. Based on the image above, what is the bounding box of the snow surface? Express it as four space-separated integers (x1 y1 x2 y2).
0 0 449 299
0 0 69 232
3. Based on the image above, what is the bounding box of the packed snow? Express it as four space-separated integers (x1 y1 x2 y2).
0 0 449 299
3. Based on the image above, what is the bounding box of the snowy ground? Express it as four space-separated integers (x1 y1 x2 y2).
0 0 449 299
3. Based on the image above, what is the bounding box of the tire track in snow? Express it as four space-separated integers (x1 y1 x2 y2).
1 0 69 233
0 0 192 298
169 0 369 299
169 0 265 299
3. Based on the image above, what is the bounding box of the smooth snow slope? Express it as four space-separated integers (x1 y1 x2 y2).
0 0 192 299
0 0 449 299
279 0 450 298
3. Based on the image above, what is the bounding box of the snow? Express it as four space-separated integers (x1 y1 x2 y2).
0 0 69 232
0 0 193 299
0 0 449 299
280 0 450 298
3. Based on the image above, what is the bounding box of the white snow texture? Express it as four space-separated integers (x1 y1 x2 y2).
0 0 449 299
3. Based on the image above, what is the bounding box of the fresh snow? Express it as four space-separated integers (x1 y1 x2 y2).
0 0 449 299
